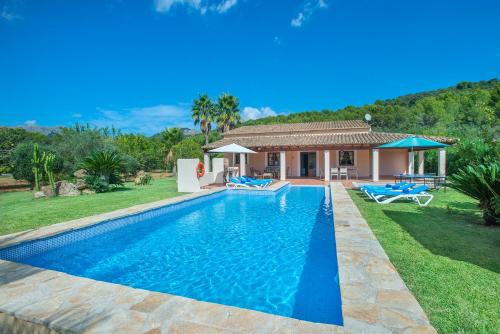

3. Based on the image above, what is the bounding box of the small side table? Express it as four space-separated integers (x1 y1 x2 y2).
262 172 273 179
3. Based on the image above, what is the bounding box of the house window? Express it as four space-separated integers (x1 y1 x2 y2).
235 154 247 165
267 152 280 166
339 150 355 166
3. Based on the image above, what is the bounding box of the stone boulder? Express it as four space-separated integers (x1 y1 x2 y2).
56 181 81 196
73 169 87 179
75 178 87 190
41 185 56 197
34 191 46 199
82 189 96 195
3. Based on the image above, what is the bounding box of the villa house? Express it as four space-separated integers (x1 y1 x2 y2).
203 120 455 181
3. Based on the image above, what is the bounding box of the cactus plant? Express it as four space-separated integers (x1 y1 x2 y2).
31 143 42 191
43 152 56 195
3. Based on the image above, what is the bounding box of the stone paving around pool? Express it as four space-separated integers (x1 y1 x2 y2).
331 182 435 334
0 183 435 333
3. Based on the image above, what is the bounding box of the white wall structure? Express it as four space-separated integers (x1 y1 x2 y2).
408 150 415 175
372 149 379 181
280 151 286 180
324 150 331 181
438 148 446 176
240 153 246 176
211 158 225 184
418 151 425 175
177 159 202 192
204 153 210 172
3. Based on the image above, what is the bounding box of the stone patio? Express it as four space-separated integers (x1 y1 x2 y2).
0 183 436 333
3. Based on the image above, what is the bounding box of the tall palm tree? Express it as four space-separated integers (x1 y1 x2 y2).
192 94 215 145
216 93 241 133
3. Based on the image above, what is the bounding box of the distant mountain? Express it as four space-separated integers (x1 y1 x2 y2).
5 125 63 136
181 128 198 136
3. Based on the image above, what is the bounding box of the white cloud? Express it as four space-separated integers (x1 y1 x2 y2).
24 120 37 126
1 5 21 21
212 0 237 13
291 1 328 28
154 0 237 15
291 12 305 27
242 106 277 121
90 104 194 135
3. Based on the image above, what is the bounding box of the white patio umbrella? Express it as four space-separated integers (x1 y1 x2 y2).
208 143 256 179
208 143 256 154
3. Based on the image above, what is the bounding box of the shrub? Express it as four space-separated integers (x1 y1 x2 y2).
448 162 500 225
80 151 124 191
121 154 141 176
83 175 111 193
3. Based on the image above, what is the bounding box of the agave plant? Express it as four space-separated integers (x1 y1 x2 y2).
81 151 124 188
448 162 499 225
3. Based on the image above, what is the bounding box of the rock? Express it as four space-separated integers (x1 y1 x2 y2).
41 185 56 197
136 170 146 177
75 178 87 190
56 181 81 196
34 191 46 199
73 169 87 179
82 189 96 195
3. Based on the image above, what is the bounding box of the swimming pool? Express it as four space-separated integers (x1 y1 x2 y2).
0 186 343 325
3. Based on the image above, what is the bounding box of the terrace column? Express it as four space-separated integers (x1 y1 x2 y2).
239 153 246 176
438 148 446 176
280 151 286 181
204 153 210 172
372 149 379 181
316 151 320 177
418 151 425 175
408 150 415 175
324 150 331 182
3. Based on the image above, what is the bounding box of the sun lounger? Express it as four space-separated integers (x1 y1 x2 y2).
226 177 271 189
371 185 433 206
362 183 415 198
240 176 273 186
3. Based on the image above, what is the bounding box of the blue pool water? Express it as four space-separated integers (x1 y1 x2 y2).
0 186 343 325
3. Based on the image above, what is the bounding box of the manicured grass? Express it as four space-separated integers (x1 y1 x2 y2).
0 177 182 236
348 189 500 334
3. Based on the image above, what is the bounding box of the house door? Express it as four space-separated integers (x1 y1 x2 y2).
300 152 316 176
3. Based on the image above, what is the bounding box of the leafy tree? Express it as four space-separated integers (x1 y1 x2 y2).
161 127 185 152
192 94 216 145
120 154 141 176
114 134 165 171
0 127 48 173
171 140 203 162
51 126 114 174
449 163 499 226
216 93 240 133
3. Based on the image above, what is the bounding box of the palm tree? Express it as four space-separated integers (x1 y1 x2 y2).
216 93 241 133
192 94 215 145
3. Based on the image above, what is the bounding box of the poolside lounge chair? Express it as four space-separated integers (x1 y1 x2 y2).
240 176 273 186
226 177 271 189
361 182 414 198
371 185 433 206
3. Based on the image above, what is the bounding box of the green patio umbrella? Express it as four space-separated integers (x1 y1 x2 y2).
377 136 449 150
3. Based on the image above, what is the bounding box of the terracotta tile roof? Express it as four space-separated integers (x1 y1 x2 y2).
224 120 370 136
204 131 456 150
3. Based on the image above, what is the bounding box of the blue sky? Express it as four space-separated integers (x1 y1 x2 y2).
1 0 499 134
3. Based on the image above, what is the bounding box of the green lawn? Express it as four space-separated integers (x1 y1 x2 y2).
0 177 182 236
349 189 500 334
